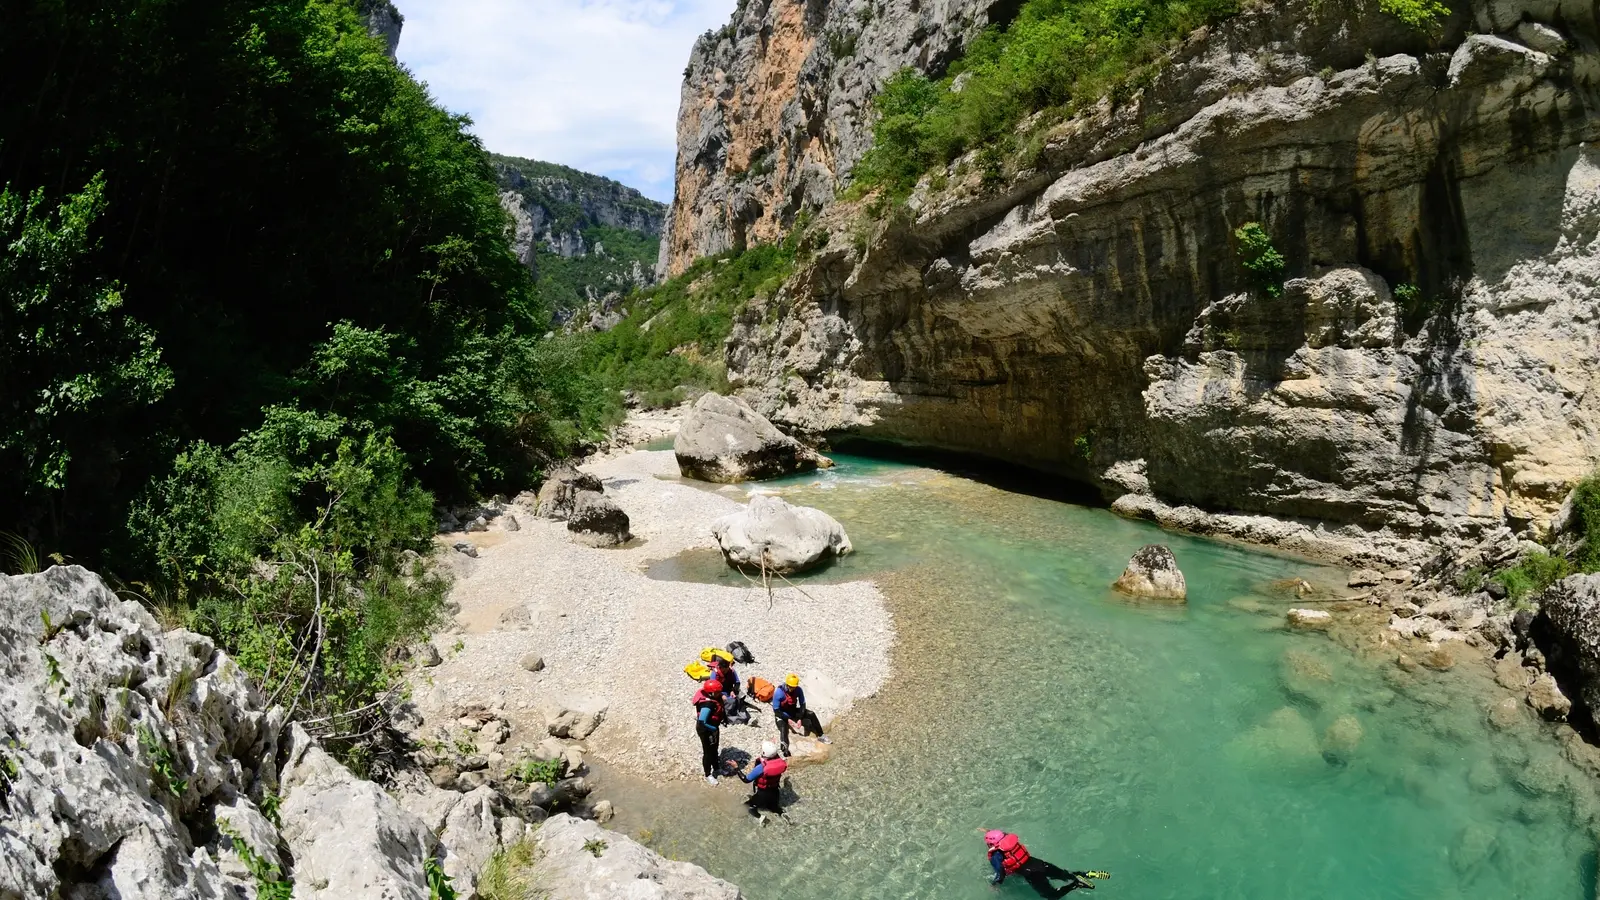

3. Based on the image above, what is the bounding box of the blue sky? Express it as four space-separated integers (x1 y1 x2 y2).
397 0 738 203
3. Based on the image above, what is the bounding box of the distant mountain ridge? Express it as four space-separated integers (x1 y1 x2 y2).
492 154 666 324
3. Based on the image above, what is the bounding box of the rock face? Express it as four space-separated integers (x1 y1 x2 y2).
705 0 1600 566
568 491 633 547
0 567 453 900
1112 545 1188 601
358 0 403 59
712 494 853 574
532 814 743 900
660 0 1007 276
676 392 831 483
492 154 665 322
1533 574 1600 720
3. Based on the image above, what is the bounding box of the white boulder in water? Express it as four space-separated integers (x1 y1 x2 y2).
1112 544 1187 601
1287 608 1332 630
712 495 852 575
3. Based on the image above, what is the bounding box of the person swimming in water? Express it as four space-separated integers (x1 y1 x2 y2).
984 831 1105 898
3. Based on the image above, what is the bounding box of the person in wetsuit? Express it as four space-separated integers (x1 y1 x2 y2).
771 673 831 756
694 679 726 784
741 740 788 815
985 831 1096 898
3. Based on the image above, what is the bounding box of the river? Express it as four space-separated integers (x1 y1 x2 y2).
609 453 1598 900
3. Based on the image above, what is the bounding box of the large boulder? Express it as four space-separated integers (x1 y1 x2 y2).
532 814 743 899
1112 545 1188 601
568 491 632 547
712 495 852 574
537 466 605 520
675 393 831 483
1533 574 1600 717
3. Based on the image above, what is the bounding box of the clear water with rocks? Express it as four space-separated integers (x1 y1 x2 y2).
615 454 1599 900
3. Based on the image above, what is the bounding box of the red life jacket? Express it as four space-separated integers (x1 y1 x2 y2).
994 834 1030 874
755 757 787 789
777 685 801 712
692 689 725 726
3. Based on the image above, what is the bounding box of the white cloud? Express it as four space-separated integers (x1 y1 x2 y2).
397 0 737 203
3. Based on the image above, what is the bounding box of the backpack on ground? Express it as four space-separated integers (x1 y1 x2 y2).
749 676 775 703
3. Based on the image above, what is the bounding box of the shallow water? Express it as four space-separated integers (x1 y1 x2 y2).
616 455 1599 900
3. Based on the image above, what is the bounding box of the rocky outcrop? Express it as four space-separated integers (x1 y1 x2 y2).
712 494 853 574
0 566 454 899
660 0 1010 276
717 0 1600 566
676 392 831 483
358 0 403 59
533 814 743 899
1534 573 1600 722
1112 544 1188 601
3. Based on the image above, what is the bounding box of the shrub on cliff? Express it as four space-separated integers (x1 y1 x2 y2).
854 0 1242 195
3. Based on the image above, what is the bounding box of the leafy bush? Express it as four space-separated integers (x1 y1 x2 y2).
1378 0 1451 30
510 757 565 786
577 241 797 406
1568 473 1600 573
1234 223 1287 298
853 0 1242 195
1494 552 1572 605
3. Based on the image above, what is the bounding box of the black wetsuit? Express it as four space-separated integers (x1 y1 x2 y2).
991 852 1091 899
694 695 724 777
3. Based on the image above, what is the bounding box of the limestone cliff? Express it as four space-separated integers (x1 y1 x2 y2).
700 0 1600 565
493 154 666 323
358 0 403 59
658 0 1013 277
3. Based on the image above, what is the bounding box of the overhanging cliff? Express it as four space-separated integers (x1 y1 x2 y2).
670 0 1600 564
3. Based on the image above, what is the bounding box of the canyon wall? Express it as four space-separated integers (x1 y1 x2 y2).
687 0 1600 565
658 0 1015 277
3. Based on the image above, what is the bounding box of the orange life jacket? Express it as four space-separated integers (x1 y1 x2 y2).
755 757 787 789
994 834 1030 874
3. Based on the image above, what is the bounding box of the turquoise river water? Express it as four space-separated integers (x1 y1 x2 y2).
612 453 1600 900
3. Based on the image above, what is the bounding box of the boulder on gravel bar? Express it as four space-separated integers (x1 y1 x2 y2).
533 814 743 899
1112 545 1187 601
536 466 604 520
567 491 631 547
544 701 607 740
712 494 852 574
675 393 831 483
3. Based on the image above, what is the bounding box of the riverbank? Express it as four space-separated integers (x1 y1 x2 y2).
414 442 893 781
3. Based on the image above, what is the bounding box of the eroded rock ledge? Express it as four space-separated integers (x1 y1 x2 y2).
723 0 1600 567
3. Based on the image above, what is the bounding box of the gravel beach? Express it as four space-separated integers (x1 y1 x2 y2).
414 439 894 781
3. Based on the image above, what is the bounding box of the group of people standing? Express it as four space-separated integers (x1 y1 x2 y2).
689 647 829 816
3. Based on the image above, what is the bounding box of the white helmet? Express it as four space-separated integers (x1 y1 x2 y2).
760 741 779 759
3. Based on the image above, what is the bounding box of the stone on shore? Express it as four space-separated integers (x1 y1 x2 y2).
544 700 608 740
567 491 632 547
712 494 852 574
1112 544 1187 601
1526 673 1572 721
675 392 831 483
537 466 605 520
532 814 743 899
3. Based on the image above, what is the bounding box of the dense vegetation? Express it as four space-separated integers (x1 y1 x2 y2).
576 241 797 408
490 154 665 317
1 0 608 769
1475 474 1600 604
854 0 1454 197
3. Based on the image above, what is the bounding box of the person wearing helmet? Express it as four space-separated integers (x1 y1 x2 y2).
693 678 728 784
702 649 749 725
771 673 830 757
740 740 789 815
983 831 1101 898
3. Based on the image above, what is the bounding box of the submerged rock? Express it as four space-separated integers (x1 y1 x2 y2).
675 392 831 483
712 494 852 574
1287 608 1332 630
1227 707 1323 771
1112 545 1187 601
567 491 632 547
1322 714 1365 761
